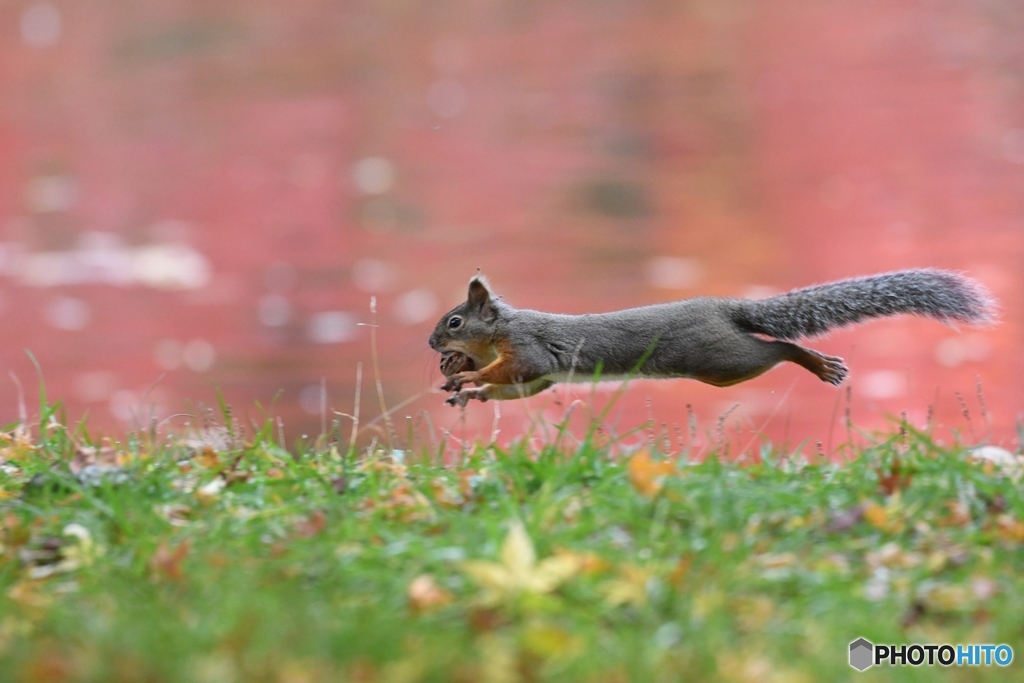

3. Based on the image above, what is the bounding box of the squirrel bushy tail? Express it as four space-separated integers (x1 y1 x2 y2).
732 269 997 341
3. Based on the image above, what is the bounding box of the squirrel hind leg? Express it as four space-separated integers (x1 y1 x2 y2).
785 344 848 385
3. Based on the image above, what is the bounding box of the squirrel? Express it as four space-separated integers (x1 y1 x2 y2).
428 269 997 407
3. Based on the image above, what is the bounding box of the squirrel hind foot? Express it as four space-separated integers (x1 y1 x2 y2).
795 347 848 385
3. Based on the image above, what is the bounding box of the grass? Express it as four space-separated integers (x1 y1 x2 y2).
1 398 1023 682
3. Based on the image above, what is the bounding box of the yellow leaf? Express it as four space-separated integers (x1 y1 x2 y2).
476 634 518 683
501 522 537 577
923 583 973 613
529 554 582 593
460 561 512 592
734 595 776 632
862 496 906 533
194 447 220 470
627 450 675 498
863 501 889 530
602 564 652 608
460 522 580 605
756 552 798 570
994 514 1024 544
521 621 579 659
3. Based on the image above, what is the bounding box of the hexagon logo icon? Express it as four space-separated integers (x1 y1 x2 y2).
849 638 874 671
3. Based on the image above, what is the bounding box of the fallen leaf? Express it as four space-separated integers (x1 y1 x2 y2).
195 478 225 505
862 497 906 533
900 599 926 628
294 510 328 538
755 552 798 570
734 595 776 632
460 522 581 605
476 633 517 683
937 500 972 527
521 620 579 659
458 469 482 498
626 450 676 498
407 574 453 613
968 446 1024 481
602 564 652 608
194 447 221 470
555 549 610 576
866 542 922 570
149 540 191 582
430 478 464 509
922 583 973 613
993 514 1024 544
468 607 505 633
5 579 53 610
0 428 37 461
669 555 693 587
876 457 914 496
25 523 101 579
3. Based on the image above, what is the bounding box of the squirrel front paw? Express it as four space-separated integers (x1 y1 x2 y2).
445 387 489 407
441 371 477 393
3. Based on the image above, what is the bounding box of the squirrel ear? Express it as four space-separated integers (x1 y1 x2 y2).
467 275 497 321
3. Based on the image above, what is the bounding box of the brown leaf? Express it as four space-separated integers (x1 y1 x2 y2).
900 599 926 628
468 606 505 633
876 457 914 496
937 500 971 527
407 574 453 614
194 447 221 470
430 478 464 509
670 555 693 587
149 540 191 582
294 510 328 538
993 514 1024 544
1 513 31 548
223 469 251 487
22 646 71 683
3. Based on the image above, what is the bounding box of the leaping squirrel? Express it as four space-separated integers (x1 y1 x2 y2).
429 269 996 407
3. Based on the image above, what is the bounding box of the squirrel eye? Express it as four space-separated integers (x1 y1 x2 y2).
447 315 463 330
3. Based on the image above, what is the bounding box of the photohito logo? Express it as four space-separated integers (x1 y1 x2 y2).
849 638 1013 671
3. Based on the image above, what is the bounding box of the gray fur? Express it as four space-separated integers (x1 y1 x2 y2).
731 269 997 340
500 300 756 381
429 269 997 398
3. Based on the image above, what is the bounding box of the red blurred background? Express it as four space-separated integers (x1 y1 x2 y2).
0 1 1020 454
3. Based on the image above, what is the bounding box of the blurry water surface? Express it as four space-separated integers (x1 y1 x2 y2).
1 1 1020 452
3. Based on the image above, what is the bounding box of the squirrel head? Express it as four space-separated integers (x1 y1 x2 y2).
428 275 501 362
